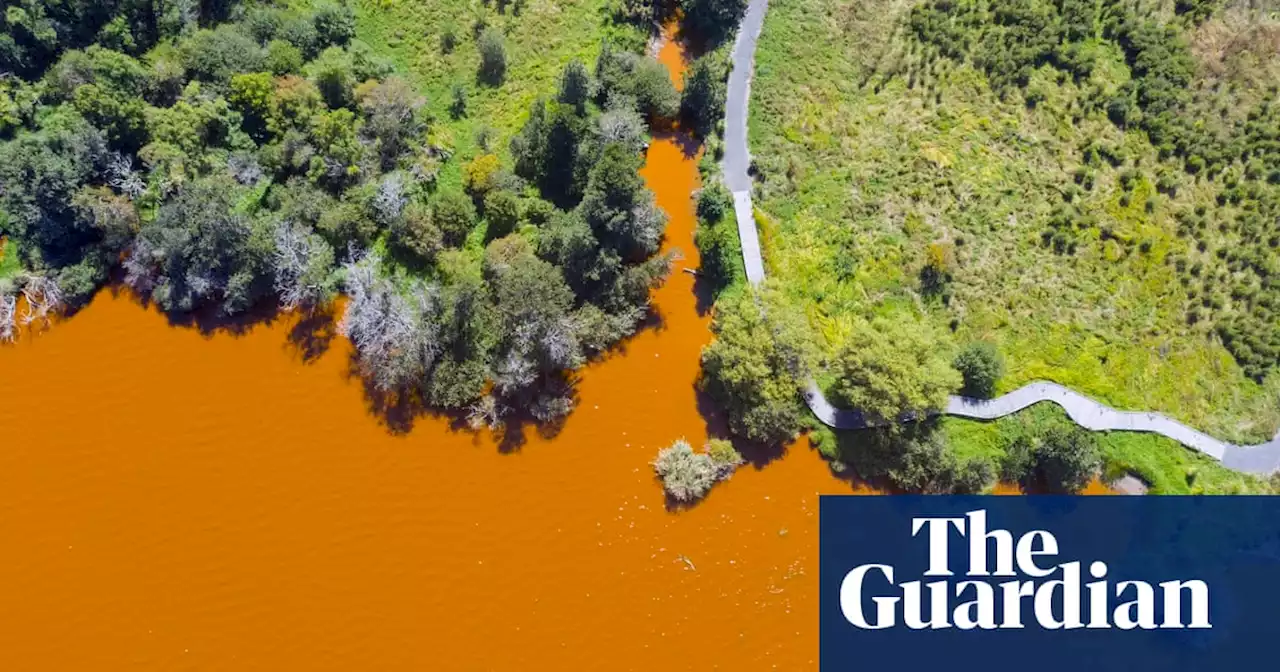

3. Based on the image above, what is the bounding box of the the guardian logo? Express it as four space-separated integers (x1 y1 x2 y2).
840 509 1211 631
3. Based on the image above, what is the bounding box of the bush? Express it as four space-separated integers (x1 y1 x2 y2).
477 28 507 85
834 318 961 426
953 341 1004 399
1002 424 1101 493
557 59 593 113
434 189 477 246
463 153 502 196
390 202 443 263
653 438 741 502
483 189 521 239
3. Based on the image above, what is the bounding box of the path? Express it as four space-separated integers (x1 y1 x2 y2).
720 0 1280 474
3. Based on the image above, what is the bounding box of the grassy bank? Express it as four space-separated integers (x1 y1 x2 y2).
749 0 1280 443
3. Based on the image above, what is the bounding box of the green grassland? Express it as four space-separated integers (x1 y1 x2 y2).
750 0 1280 444
341 0 645 191
0 238 21 282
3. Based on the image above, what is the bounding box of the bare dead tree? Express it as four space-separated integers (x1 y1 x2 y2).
339 254 443 392
0 291 16 342
106 152 147 198
122 236 157 296
272 221 335 311
370 172 408 225
20 274 63 325
467 393 508 430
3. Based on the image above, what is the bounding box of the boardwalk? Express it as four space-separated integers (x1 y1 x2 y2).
720 0 1280 474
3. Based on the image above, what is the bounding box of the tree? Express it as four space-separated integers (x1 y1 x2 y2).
557 59 593 113
1004 424 1101 493
510 99 587 206
463 153 502 197
229 71 277 142
482 236 583 422
340 252 442 392
579 142 665 259
477 27 506 86
483 189 521 239
953 341 1004 399
680 57 724 135
888 431 960 494
631 57 679 119
272 220 337 311
390 201 444 263
700 288 808 446
308 46 356 109
124 175 274 315
683 0 747 45
433 189 477 246
312 2 357 47
180 26 267 84
357 76 425 169
834 318 961 426
596 97 647 153
265 39 304 75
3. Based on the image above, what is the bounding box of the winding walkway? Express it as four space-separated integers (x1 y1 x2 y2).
719 0 1280 475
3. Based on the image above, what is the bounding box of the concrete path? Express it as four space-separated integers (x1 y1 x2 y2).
718 0 1280 474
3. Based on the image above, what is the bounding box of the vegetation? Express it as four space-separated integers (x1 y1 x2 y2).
0 0 684 429
814 400 1279 495
699 286 810 446
953 341 1005 399
833 316 960 425
653 437 744 502
749 0 1280 444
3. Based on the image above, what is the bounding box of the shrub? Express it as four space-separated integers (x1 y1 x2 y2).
477 28 507 85
653 438 741 502
391 202 443 263
440 23 459 53
1002 424 1101 493
483 189 521 239
953 341 1005 399
463 153 502 196
433 189 477 246
834 318 961 426
557 59 593 113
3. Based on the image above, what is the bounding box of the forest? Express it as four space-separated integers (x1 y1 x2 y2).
0 0 734 429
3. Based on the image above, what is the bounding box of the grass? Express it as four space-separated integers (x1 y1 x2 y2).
340 0 645 191
749 0 1280 444
0 237 21 282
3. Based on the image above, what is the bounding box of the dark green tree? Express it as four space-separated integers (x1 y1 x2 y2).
680 57 724 135
953 341 1005 399
477 27 507 86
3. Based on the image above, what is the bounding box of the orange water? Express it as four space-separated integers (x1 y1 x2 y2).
0 25 1114 671
0 28 869 670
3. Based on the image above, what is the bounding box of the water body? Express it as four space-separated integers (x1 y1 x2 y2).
0 26 872 670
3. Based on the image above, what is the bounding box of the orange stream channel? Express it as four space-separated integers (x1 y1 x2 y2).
0 26 1102 671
